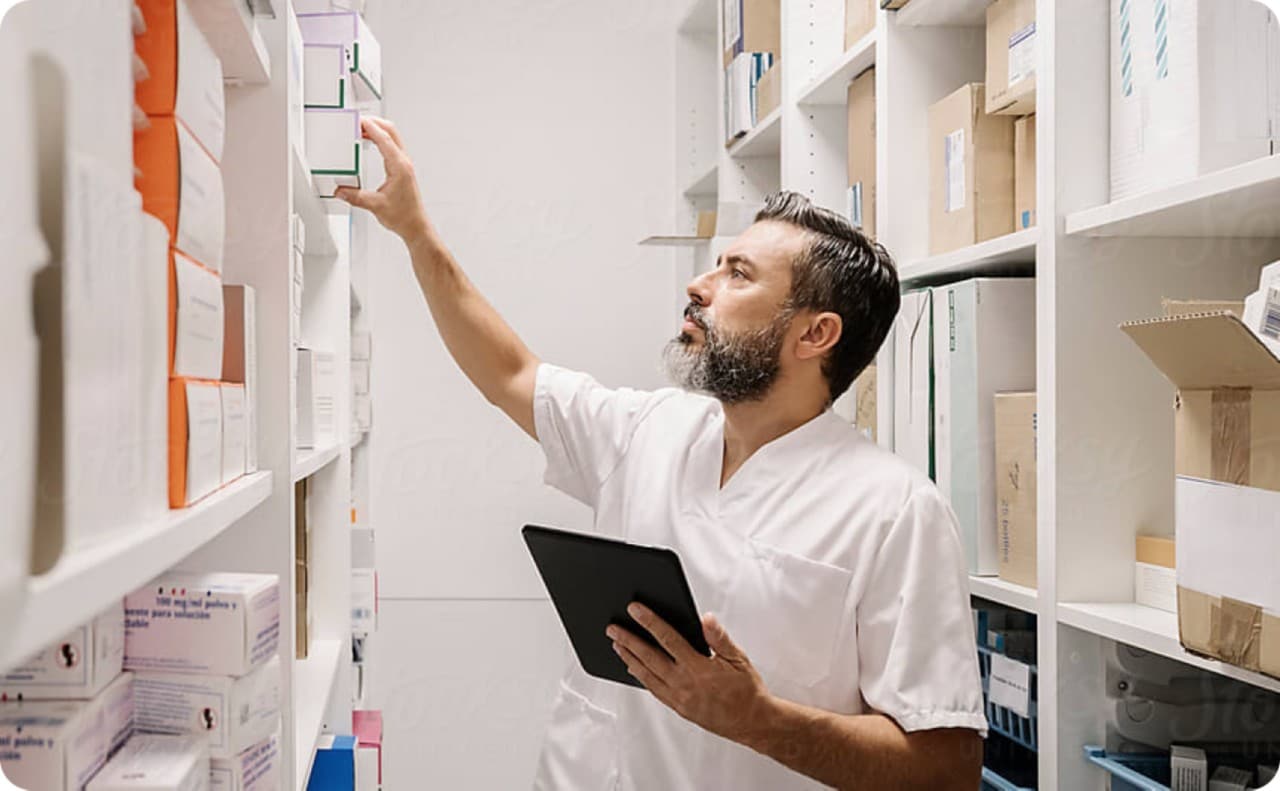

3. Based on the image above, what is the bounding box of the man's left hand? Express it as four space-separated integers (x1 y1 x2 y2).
607 603 772 745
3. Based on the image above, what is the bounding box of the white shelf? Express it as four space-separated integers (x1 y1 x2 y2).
1065 155 1280 238
293 638 344 791
349 430 366 449
294 443 342 482
0 473 273 672
189 0 271 85
969 576 1038 614
678 0 716 35
639 235 712 247
682 161 719 197
796 32 876 106
894 0 990 27
728 107 783 159
898 228 1039 283
291 147 340 259
1058 602 1280 695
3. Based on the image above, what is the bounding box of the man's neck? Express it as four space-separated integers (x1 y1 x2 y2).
719 381 828 488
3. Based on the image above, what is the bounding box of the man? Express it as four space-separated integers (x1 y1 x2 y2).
339 117 986 790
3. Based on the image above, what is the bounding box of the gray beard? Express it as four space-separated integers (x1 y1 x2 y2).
662 310 791 404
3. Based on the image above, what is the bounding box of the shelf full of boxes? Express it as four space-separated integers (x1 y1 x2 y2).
0 0 382 789
668 0 1280 788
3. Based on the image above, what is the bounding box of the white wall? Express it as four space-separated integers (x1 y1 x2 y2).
364 1 681 786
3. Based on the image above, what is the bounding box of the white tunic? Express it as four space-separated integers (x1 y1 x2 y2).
530 364 986 791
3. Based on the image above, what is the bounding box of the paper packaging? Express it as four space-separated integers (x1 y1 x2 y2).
124 573 280 677
1135 535 1176 613
846 68 876 238
928 83 1015 255
1207 766 1251 791
134 657 279 760
352 710 382 786
756 62 781 121
297 11 383 103
695 210 718 239
1121 311 1280 678
0 673 134 791
892 289 932 478
1014 114 1035 230
209 733 280 791
134 0 226 161
845 0 875 49
994 392 1037 588
1171 745 1208 791
134 117 226 273
352 569 377 636
305 108 362 196
305 43 350 109
722 0 780 67
171 251 225 381
222 286 258 473
1 603 125 701
220 384 247 485
985 0 1036 116
1109 0 1275 202
86 734 209 791
297 348 338 449
1162 298 1245 319
169 379 224 508
933 279 1035 575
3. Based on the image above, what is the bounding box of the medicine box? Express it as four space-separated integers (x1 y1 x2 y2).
297 348 338 449
222 285 258 473
134 0 226 161
134 656 280 759
135 116 226 272
304 43 350 108
220 383 247 485
306 734 355 791
1 602 125 701
86 734 209 791
351 569 377 637
210 733 280 791
1134 535 1176 613
297 11 383 103
352 710 381 787
928 83 1015 255
1171 744 1208 791
305 108 362 196
0 672 135 791
171 251 225 381
984 0 1036 115
169 378 224 508
124 573 280 677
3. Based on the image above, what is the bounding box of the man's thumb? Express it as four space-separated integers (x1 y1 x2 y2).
702 613 745 661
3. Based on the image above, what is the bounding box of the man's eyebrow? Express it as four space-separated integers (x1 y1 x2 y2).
723 253 755 268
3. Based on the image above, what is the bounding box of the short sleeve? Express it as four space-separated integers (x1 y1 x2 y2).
533 363 665 508
857 487 988 735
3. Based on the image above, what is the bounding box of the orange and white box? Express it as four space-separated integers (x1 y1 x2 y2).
170 251 224 380
221 383 247 485
169 378 223 508
135 116 225 272
134 0 226 161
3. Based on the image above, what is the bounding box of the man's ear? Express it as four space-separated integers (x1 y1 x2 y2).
795 312 842 361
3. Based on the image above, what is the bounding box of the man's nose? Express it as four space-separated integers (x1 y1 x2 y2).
686 270 712 306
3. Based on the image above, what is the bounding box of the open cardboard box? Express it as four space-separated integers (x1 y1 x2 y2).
1122 311 1280 679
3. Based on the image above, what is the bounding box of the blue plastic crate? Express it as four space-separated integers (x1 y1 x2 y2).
978 645 1038 752
981 766 1035 791
1082 746 1171 791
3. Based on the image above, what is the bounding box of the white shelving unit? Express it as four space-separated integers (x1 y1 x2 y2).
294 443 342 483
671 1 1280 788
293 638 344 789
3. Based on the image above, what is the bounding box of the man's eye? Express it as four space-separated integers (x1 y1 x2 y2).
731 269 746 279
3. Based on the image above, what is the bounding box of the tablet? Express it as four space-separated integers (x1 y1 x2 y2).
522 524 711 688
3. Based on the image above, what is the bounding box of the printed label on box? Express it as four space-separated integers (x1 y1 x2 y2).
175 123 226 272
945 129 966 212
173 252 225 380
1008 22 1036 87
989 653 1032 718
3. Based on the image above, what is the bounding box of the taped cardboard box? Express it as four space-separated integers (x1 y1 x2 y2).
845 0 875 49
1 602 125 701
722 0 781 67
995 392 1037 588
846 68 876 239
985 0 1036 116
928 83 1015 255
1014 114 1035 231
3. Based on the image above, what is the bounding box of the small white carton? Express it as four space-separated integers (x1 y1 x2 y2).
304 43 350 108
351 569 377 637
0 672 135 791
1 602 125 701
209 733 280 791
297 11 382 103
124 574 280 677
220 384 247 486
296 349 337 449
304 108 362 196
87 734 209 791
172 252 225 381
134 657 279 760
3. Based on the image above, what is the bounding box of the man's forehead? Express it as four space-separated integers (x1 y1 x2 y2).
723 221 806 272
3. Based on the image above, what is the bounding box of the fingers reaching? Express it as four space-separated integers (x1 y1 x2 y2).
360 117 408 171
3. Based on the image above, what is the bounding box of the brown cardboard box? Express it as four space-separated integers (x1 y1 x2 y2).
1135 535 1175 568
695 211 718 238
724 0 781 67
995 392 1036 588
1161 299 1245 318
757 62 782 121
845 0 875 50
1135 534 1176 612
854 365 877 441
1014 114 1036 230
881 0 910 8
928 83 1015 255
985 0 1036 115
847 68 877 239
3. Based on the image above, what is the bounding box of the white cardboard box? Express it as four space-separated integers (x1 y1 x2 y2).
172 0 225 162
304 108 362 196
124 573 280 677
172 252 225 380
1176 477 1280 620
297 11 382 103
87 734 209 791
174 379 224 507
892 289 933 478
296 348 337 450
1109 0 1275 201
173 121 226 273
351 358 370 395
304 43 349 108
1135 561 1177 613
0 672 134 791
1 602 125 701
220 384 247 485
352 569 377 636
222 285 257 474
351 528 375 569
356 744 378 791
134 657 280 760
209 732 280 791
931 278 1036 575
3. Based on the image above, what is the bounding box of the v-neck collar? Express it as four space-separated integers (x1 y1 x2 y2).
712 406 838 496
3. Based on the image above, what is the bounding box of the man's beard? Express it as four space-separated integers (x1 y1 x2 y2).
662 303 792 404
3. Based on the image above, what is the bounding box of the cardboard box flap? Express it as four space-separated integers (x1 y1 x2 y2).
1121 312 1280 390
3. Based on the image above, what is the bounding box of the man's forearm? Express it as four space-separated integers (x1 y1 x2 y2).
406 228 539 436
739 695 982 790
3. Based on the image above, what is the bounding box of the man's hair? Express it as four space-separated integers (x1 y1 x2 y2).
755 191 900 403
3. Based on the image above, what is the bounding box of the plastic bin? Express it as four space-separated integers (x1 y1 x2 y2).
1082 746 1171 791
981 766 1035 791
978 645 1038 752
